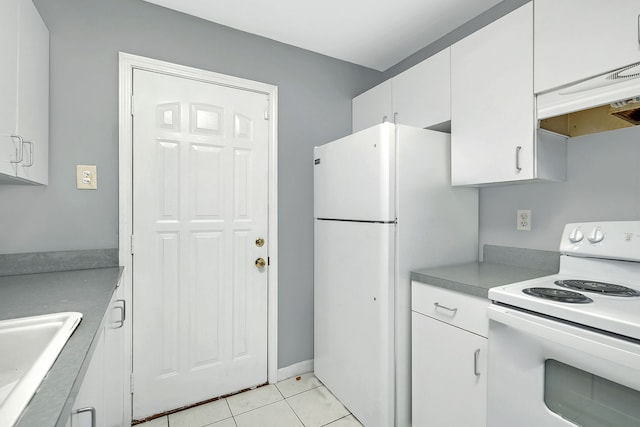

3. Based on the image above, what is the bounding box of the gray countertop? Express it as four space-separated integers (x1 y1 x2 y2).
411 261 556 299
0 267 123 427
411 245 560 299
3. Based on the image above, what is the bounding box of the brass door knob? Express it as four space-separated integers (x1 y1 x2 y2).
255 258 266 268
255 238 265 247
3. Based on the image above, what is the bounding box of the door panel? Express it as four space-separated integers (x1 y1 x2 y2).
132 69 269 419
451 3 534 185
15 0 48 183
0 0 18 178
313 123 395 222
412 312 487 427
314 219 395 427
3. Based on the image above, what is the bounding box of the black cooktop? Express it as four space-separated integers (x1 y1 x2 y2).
523 287 593 304
555 280 640 297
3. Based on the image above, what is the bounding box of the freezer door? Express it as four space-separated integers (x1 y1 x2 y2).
314 219 395 427
314 124 395 222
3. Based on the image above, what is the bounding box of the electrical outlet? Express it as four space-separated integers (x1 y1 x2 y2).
76 165 97 190
517 209 531 231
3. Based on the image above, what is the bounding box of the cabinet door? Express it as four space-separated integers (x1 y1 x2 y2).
104 284 125 427
535 0 640 94
451 3 534 185
412 312 487 427
15 0 49 184
352 79 392 133
393 47 451 129
71 329 106 427
0 0 19 178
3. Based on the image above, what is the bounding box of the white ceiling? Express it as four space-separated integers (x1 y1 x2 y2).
142 0 503 71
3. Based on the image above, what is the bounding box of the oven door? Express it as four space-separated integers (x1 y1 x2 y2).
487 304 640 427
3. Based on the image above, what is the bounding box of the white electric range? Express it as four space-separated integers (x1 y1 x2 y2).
487 221 640 427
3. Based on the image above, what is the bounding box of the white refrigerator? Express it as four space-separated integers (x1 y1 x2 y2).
314 123 478 427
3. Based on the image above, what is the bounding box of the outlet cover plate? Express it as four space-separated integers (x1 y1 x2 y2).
76 165 97 190
517 209 531 231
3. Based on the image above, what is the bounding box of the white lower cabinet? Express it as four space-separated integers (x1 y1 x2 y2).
411 281 488 427
68 282 126 427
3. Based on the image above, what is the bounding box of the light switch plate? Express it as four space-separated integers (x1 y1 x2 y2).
76 165 97 190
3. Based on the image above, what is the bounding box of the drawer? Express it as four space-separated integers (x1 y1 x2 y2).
411 281 489 337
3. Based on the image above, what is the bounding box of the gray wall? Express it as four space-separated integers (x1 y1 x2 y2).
479 126 640 255
382 0 530 81
0 0 382 368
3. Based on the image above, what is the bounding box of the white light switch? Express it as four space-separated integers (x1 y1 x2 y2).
77 165 97 190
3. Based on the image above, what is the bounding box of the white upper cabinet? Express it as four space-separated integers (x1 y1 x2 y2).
352 79 393 133
392 48 451 129
16 0 49 184
352 48 451 133
0 0 20 179
535 0 640 94
0 0 49 185
451 2 566 186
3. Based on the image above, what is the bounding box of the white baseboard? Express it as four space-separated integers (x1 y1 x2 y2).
276 359 314 382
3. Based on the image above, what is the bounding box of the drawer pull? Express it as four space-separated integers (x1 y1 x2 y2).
74 407 96 427
474 349 481 377
433 302 458 314
113 299 126 329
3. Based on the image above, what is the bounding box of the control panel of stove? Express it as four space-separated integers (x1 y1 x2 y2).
560 221 640 262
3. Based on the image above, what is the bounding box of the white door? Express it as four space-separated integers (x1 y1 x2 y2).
351 80 393 133
313 123 395 222
450 3 534 185
314 219 395 427
15 0 49 184
0 0 18 178
412 312 487 427
534 0 640 94
132 69 270 419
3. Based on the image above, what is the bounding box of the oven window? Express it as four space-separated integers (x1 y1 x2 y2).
544 359 640 427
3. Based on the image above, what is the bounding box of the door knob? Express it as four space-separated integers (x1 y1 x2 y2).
255 258 266 268
255 238 265 247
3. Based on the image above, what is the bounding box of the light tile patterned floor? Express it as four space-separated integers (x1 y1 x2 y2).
135 373 363 427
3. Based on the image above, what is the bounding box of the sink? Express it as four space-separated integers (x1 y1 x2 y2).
0 312 82 426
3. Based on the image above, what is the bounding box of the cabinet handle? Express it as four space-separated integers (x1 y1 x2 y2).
393 112 398 124
74 406 96 427
382 115 388 123
23 141 33 167
433 302 458 314
474 349 481 377
113 299 126 329
515 146 522 173
9 135 24 164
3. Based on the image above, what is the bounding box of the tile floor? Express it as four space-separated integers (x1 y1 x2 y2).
135 373 363 427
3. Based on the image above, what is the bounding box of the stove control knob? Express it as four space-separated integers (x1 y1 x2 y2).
587 227 604 244
568 228 584 243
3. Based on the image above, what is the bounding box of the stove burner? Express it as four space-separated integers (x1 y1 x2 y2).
555 280 640 297
523 287 593 304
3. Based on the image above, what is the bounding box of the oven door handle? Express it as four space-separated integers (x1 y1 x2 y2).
488 305 640 376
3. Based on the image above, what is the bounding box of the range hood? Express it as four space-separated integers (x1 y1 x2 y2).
538 62 640 137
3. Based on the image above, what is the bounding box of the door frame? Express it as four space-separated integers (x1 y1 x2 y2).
117 52 279 421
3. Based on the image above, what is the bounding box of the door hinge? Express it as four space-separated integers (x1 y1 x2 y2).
264 109 269 120
130 235 135 255
130 372 134 394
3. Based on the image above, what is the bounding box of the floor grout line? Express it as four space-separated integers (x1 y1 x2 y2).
137 374 362 427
